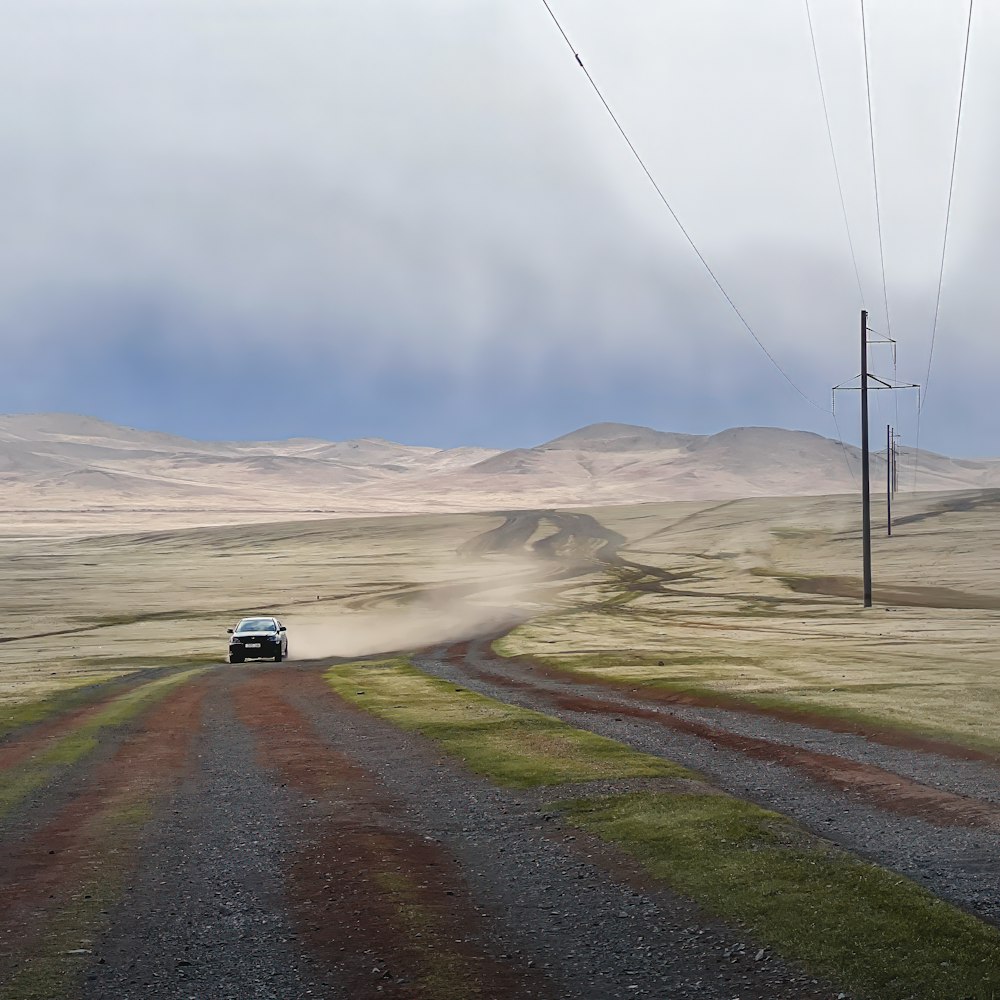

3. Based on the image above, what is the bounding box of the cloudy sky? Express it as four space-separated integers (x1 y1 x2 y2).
1 1 996 454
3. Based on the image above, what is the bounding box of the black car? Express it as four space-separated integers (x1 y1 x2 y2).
227 616 288 663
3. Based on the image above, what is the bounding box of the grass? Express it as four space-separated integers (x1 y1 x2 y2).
0 676 122 740
73 653 221 669
562 792 1000 1000
0 668 206 819
0 800 153 1000
333 657 1000 999
324 659 691 787
0 658 218 738
495 640 1000 756
371 867 488 1000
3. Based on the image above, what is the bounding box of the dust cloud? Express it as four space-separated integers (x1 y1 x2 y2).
282 555 556 660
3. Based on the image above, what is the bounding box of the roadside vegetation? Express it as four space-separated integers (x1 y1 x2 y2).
0 668 206 819
326 659 689 786
494 601 1000 756
330 657 1000 1000
0 657 216 739
564 792 1000 1000
0 675 122 740
0 800 153 1000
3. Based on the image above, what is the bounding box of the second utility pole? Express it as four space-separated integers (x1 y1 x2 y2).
860 309 872 607
887 423 893 537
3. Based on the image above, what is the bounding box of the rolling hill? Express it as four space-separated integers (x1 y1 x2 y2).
0 413 996 515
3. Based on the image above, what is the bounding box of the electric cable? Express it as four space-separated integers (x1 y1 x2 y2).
805 0 865 306
913 0 974 489
539 0 831 413
832 409 859 487
860 0 892 339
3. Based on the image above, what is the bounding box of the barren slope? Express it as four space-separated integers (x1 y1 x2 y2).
2 413 999 521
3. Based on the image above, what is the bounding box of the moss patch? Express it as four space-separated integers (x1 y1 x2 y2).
325 659 690 787
0 800 153 1000
561 792 1000 1000
0 669 206 819
0 677 121 740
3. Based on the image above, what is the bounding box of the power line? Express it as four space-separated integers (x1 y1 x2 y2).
832 409 858 487
913 0 973 489
804 0 865 306
860 0 892 339
538 0 830 413
923 0 974 407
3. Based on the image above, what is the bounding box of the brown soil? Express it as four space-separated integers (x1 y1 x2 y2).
232 668 554 999
458 651 1000 832
0 676 154 772
511 651 1000 766
0 678 207 980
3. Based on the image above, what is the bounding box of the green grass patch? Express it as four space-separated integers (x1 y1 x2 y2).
73 609 226 627
561 792 1000 1000
325 659 691 787
370 868 488 999
0 800 153 1000
0 669 206 820
490 639 758 672
0 677 121 740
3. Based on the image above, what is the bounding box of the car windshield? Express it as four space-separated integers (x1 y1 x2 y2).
236 618 276 633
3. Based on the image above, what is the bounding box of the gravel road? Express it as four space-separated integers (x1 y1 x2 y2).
415 639 1000 926
0 664 849 999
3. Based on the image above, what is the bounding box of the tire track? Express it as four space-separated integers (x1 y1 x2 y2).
0 676 207 998
232 667 556 1000
417 640 1000 927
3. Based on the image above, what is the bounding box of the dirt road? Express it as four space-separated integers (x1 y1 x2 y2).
3 508 1000 997
0 662 853 1000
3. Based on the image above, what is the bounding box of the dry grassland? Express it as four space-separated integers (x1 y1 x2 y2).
500 490 1000 750
3 490 999 750
0 509 566 706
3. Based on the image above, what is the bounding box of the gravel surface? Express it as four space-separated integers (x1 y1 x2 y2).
82 673 337 1000
285 682 845 999
10 645 999 999
459 643 1000 804
414 644 1000 927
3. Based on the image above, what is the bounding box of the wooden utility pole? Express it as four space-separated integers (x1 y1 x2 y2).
886 423 893 537
832 317 918 607
860 309 872 607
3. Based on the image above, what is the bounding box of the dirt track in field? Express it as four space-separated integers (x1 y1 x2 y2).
3 507 1000 997
0 663 848 1000
1 645 999 997
450 643 1000 831
417 638 1000 925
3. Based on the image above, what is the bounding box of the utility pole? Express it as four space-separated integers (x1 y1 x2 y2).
886 423 893 538
893 428 902 495
860 309 872 607
832 317 918 608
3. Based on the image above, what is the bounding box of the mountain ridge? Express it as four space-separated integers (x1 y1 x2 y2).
1 413 997 514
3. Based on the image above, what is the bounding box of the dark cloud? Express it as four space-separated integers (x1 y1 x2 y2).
1 1 996 454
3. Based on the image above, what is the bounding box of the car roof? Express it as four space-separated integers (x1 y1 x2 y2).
237 616 278 625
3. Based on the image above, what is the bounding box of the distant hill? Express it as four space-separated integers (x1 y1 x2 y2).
0 413 996 514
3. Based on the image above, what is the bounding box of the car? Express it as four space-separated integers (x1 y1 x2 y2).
227 616 288 663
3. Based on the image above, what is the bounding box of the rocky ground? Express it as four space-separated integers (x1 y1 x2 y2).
0 663 861 999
